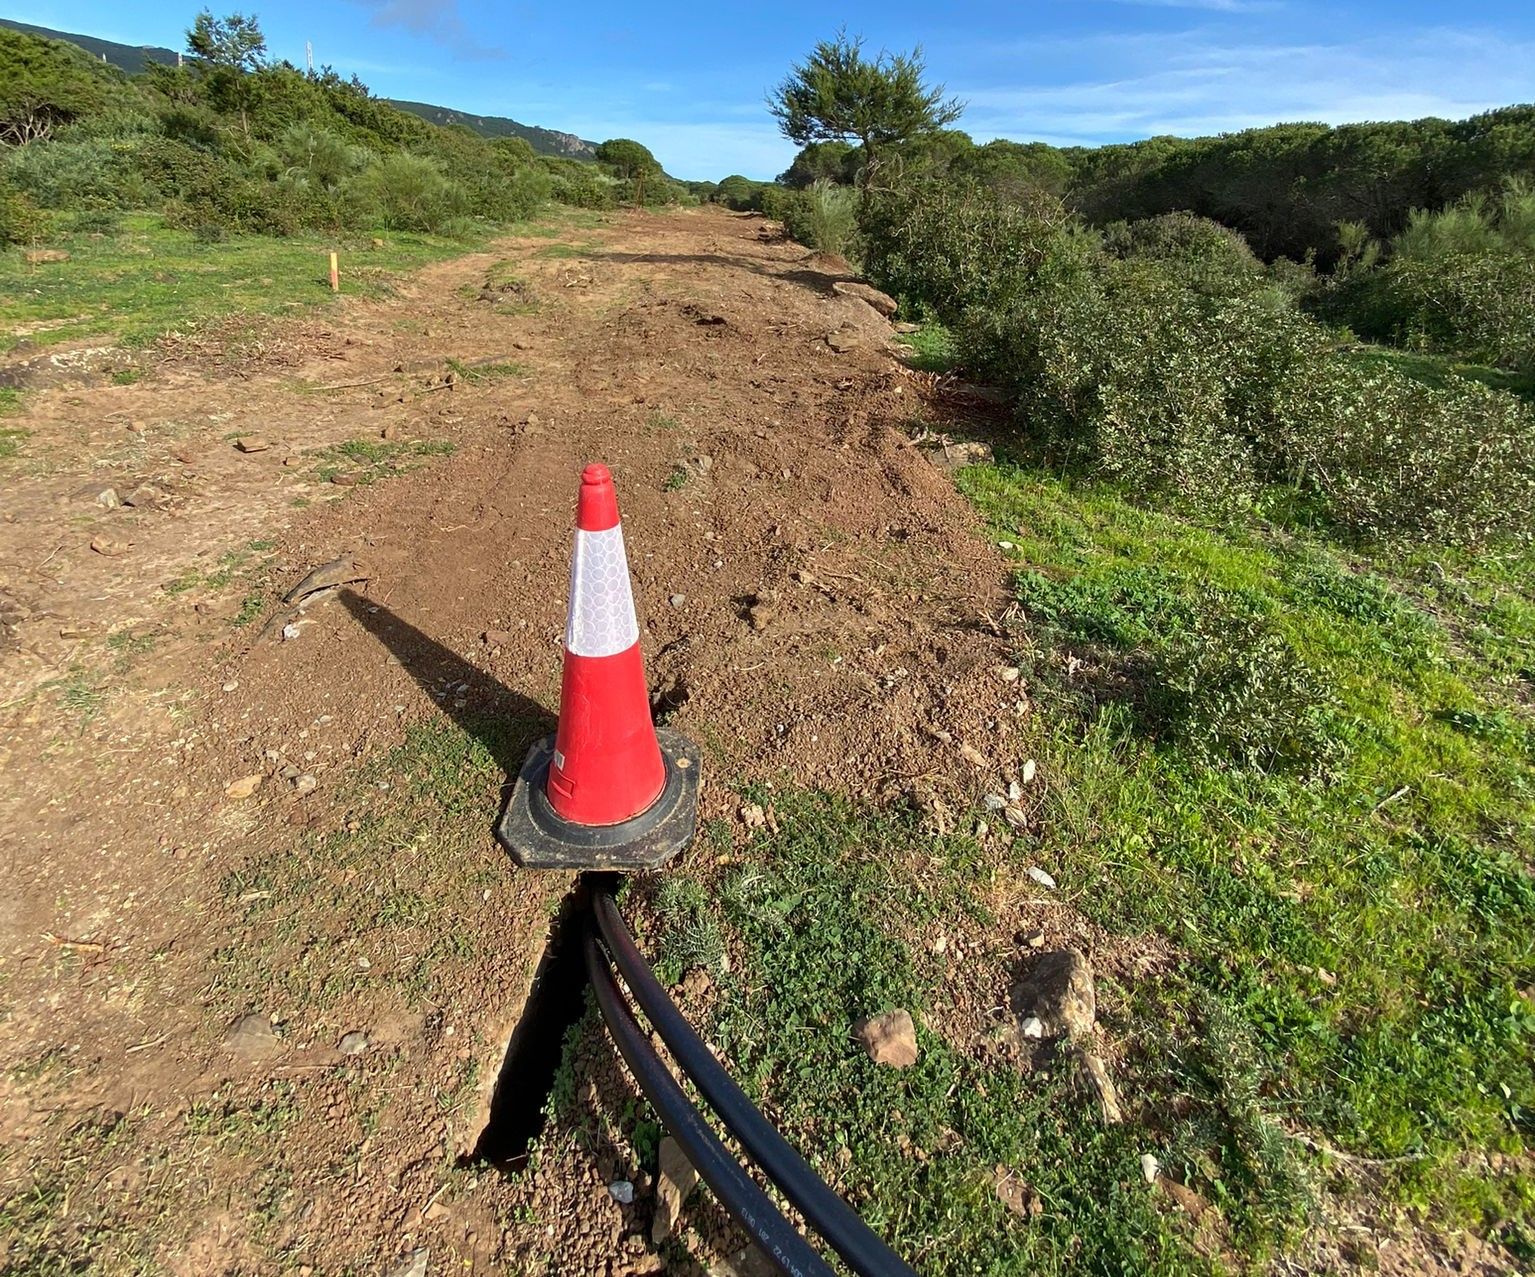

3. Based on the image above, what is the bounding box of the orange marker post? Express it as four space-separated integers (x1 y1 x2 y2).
328 251 339 293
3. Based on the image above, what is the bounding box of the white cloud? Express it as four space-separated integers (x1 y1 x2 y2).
958 27 1534 145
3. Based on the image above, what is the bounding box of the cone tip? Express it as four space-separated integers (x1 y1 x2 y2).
576 462 620 531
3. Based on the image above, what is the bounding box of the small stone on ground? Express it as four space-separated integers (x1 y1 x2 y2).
857 1009 919 1068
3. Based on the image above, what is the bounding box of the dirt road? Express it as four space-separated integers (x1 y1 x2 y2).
1 207 1017 1273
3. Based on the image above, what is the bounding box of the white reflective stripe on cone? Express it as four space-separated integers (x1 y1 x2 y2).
565 524 640 658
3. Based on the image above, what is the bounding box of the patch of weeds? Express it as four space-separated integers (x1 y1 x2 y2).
110 368 143 386
651 878 725 984
446 358 528 384
232 591 265 628
162 569 202 596
0 426 27 460
0 387 22 415
647 411 680 432
894 320 960 373
46 670 106 727
640 793 1209 1275
534 242 592 260
310 437 455 485
662 464 689 492
1148 604 1338 772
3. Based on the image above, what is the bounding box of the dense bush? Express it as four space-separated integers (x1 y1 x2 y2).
1102 211 1268 298
781 179 856 255
0 175 44 246
861 182 1088 316
4 136 132 208
863 184 1535 545
349 153 466 232
1331 252 1535 373
0 22 619 241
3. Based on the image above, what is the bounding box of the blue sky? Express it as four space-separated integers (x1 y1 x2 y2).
9 1 1534 179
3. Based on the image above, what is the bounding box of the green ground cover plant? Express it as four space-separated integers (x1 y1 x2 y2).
0 213 492 353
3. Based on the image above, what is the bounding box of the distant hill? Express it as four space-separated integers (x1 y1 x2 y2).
0 17 177 75
0 18 598 162
387 100 596 161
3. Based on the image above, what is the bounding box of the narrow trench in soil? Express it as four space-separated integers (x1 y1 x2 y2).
468 875 613 1169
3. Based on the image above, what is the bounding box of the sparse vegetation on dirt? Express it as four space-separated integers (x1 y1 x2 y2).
4 9 1535 1276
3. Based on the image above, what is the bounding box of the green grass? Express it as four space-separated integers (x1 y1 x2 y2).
895 320 961 374
957 465 1535 1254
308 436 455 484
0 390 23 460
0 213 494 356
445 357 528 384
626 459 1534 1270
662 464 689 492
620 797 1226 1274
211 714 546 1015
533 240 597 259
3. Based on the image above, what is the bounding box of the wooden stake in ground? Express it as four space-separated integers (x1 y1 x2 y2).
329 250 339 293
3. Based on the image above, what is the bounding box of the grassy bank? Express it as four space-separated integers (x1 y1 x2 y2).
627 440 1533 1270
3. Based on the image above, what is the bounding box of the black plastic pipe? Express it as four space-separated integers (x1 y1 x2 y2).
592 890 918 1277
582 926 835 1277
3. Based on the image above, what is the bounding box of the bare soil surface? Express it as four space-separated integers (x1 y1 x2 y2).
2 208 1507 1277
0 207 1026 1275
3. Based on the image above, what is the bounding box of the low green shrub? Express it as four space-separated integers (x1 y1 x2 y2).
4 136 129 208
0 177 45 247
1149 603 1335 771
862 182 1089 316
864 184 1535 546
1264 356 1535 545
781 179 856 255
350 153 466 232
1103 211 1267 297
64 207 122 235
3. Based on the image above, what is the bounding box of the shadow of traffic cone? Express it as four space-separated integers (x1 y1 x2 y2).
497 464 701 869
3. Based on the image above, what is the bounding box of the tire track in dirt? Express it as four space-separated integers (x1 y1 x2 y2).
1 207 1023 1274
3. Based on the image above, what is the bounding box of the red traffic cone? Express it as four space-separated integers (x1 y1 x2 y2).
498 464 700 869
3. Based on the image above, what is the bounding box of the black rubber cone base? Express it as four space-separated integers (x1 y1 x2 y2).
496 727 701 870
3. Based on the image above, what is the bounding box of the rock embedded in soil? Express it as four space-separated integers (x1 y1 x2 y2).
337 1030 369 1055
1078 1049 1123 1125
651 1136 700 1245
224 774 263 800
384 1249 428 1277
222 1012 281 1059
831 280 899 318
1013 948 1095 1040
283 557 369 604
89 536 129 557
857 1009 919 1068
233 436 270 453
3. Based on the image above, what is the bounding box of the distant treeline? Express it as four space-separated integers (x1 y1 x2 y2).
720 108 1535 267
0 17 689 246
